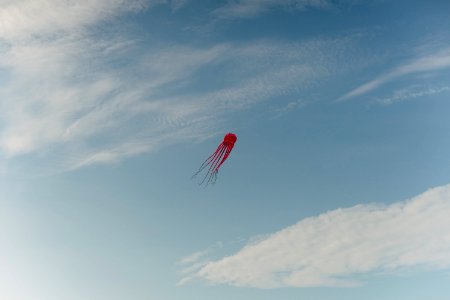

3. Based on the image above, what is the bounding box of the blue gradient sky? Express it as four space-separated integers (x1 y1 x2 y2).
1 1 450 299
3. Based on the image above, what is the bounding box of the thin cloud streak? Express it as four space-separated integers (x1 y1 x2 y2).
337 47 450 102
212 0 332 19
211 0 371 20
182 184 450 288
374 85 450 105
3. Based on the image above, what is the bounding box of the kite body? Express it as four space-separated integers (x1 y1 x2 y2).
193 133 237 185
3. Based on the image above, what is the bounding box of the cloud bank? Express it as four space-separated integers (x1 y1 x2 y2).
181 184 450 288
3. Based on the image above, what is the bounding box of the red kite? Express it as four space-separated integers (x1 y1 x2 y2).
193 133 237 185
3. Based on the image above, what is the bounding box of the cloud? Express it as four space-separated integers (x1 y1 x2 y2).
0 37 227 167
181 184 450 288
270 98 306 119
212 0 332 19
0 0 156 41
374 85 450 105
0 28 356 170
211 0 370 20
180 250 212 265
170 0 190 11
0 0 367 171
0 0 209 169
337 47 450 102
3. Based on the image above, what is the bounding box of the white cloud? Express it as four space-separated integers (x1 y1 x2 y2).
212 0 332 19
337 47 450 102
211 0 370 20
0 0 366 171
182 184 450 288
374 85 450 105
270 98 306 119
0 0 155 41
170 0 190 11
180 250 211 265
0 30 355 170
0 40 212 162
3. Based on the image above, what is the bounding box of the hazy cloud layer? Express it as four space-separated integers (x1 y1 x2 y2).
182 184 450 288
0 0 362 170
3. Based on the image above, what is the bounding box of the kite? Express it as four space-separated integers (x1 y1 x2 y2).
193 132 237 185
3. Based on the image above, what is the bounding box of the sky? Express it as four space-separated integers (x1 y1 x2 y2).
1 0 450 299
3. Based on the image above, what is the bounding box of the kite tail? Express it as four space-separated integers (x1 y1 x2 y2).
192 144 227 185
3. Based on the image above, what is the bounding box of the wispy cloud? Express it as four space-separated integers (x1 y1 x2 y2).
0 0 365 171
0 37 227 168
181 184 450 288
170 0 190 11
270 98 307 119
337 47 450 102
0 0 155 41
374 85 450 105
177 241 225 286
212 0 332 19
211 0 372 20
180 249 212 265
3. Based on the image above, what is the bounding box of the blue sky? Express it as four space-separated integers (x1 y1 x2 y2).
1 0 450 299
